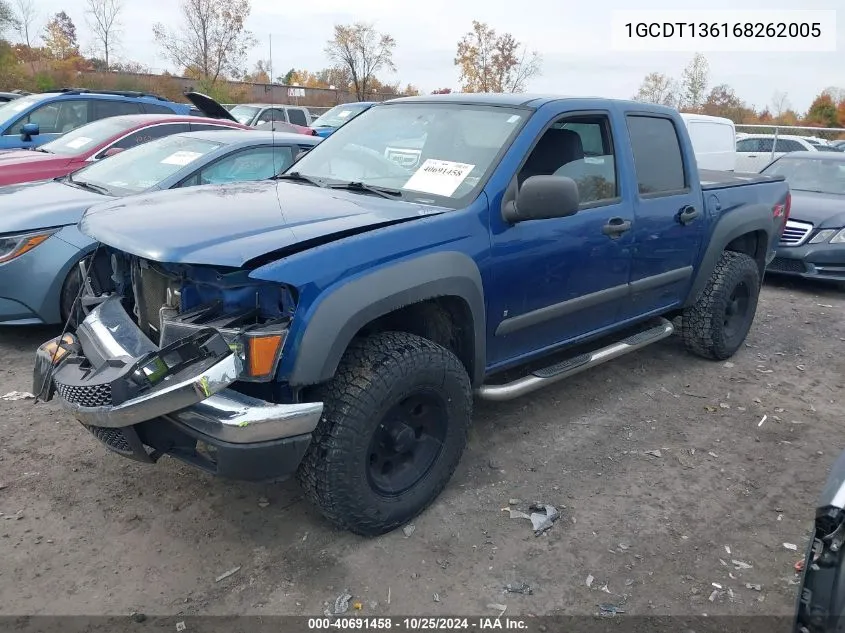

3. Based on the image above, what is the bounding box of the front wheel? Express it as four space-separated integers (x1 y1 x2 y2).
298 331 472 536
681 251 761 360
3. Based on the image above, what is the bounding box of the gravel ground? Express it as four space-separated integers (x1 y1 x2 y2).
0 276 842 618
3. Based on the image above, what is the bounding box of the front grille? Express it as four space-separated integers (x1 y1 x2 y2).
768 257 807 273
55 381 112 407
780 220 814 246
87 425 134 455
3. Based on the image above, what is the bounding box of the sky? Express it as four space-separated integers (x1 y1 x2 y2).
22 0 843 114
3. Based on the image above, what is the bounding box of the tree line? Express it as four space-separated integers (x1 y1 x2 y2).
632 52 845 129
0 0 543 102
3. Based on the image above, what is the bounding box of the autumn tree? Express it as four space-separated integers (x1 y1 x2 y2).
431 87 452 94
243 59 271 83
325 22 395 101
632 72 677 106
153 0 256 84
316 66 352 90
43 11 79 60
679 53 708 111
804 93 839 128
85 0 121 69
455 21 541 93
700 84 754 122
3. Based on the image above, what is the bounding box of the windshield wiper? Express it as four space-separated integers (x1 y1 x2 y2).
32 147 51 153
67 177 111 196
327 181 403 199
274 171 324 186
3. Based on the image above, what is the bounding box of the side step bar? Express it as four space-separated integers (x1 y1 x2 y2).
476 318 675 402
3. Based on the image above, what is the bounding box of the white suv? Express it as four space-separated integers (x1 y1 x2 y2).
736 134 839 172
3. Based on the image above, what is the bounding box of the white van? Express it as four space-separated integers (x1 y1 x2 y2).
680 113 737 171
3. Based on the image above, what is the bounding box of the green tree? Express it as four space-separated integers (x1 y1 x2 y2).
43 11 79 60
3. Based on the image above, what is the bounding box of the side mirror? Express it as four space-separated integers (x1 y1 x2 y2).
20 122 39 141
503 175 580 223
102 147 125 158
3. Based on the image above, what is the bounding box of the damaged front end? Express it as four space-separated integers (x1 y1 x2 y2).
35 249 323 482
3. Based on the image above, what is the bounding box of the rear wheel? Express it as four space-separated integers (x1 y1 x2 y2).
681 251 761 360
298 331 472 536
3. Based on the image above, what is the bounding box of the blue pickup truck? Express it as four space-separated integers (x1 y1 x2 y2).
35 94 790 536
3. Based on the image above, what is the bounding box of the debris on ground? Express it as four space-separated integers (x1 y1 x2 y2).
528 503 560 535
585 574 594 588
724 545 731 555
732 560 753 570
796 365 806 372
325 592 353 617
504 582 533 595
745 583 762 591
708 590 720 602
402 524 416 537
599 603 625 616
129 612 146 623
257 497 269 508
644 449 662 458
783 543 798 551
600 583 611 594
708 451 719 458
508 498 521 505
487 603 507 613
175 623 186 632
712 583 723 589
618 542 630 551
724 362 735 368
1 391 34 401
719 403 730 409
795 559 805 572
214 566 241 583
433 593 440 602
758 415 767 427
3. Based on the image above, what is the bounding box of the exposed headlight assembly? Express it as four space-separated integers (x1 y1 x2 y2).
830 228 845 244
0 229 57 264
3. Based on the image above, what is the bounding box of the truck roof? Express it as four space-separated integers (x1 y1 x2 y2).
386 93 679 115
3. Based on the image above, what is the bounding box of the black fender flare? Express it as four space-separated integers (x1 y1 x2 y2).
288 251 487 387
684 204 774 307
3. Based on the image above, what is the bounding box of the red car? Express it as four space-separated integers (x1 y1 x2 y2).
0 114 250 187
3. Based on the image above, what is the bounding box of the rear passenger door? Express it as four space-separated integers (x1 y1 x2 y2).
623 114 705 319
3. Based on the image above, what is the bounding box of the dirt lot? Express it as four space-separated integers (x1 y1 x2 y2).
1 277 843 618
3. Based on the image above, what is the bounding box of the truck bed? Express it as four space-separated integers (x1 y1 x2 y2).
700 169 785 191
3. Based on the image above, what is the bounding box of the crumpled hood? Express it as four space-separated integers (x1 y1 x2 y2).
80 180 443 268
788 190 845 228
0 180 108 233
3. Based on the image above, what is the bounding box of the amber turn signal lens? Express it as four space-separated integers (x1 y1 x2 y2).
247 334 283 378
40 334 75 364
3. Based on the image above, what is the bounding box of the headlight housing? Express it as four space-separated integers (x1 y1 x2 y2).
830 228 845 244
810 229 837 244
0 229 57 264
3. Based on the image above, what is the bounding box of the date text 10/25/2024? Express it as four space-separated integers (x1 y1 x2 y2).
308 617 529 630
609 9 837 52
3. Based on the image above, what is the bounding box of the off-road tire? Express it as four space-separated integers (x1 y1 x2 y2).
297 331 473 536
681 250 761 360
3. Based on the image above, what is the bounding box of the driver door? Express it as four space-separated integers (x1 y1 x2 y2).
487 110 634 367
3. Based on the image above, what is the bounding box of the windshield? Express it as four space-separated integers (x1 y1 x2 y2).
0 93 47 123
40 117 144 156
763 157 845 195
229 105 260 125
69 134 223 196
289 103 527 206
311 103 370 128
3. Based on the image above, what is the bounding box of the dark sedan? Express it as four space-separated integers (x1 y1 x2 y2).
763 151 845 284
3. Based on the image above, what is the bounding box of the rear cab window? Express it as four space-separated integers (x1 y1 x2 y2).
625 115 688 196
286 108 308 126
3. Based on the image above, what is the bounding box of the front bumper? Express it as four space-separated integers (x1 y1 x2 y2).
37 297 323 481
768 242 845 282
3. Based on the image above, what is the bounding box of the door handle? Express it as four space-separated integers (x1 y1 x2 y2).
747 154 757 158
602 217 632 238
677 205 700 225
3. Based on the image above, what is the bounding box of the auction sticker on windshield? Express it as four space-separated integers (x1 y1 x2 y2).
65 137 93 150
161 151 203 166
403 159 475 197
337 111 352 119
